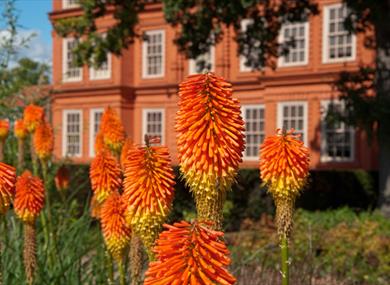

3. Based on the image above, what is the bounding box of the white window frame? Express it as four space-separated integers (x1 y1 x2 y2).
320 100 355 162
142 30 165 79
322 3 356 63
62 38 82 82
142 108 165 145
62 0 80 9
62 109 83 158
188 45 215 75
242 104 265 161
278 21 309 67
239 19 254 72
277 101 308 146
89 53 112 80
89 108 104 157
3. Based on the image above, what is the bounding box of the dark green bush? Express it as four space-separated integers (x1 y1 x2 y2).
229 208 390 285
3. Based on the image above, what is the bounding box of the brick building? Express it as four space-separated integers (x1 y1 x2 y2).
49 0 377 170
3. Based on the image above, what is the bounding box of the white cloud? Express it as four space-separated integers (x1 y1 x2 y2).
0 29 51 67
17 29 52 65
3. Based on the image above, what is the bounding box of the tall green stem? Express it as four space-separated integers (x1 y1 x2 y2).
280 235 289 285
41 161 53 228
118 260 126 285
106 251 114 285
17 138 25 173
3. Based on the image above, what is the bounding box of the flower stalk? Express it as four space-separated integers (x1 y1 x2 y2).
281 235 289 285
129 234 143 285
175 73 245 228
15 171 45 285
259 129 310 285
23 223 37 285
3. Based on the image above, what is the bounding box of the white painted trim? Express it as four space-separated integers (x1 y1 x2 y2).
89 53 112 80
63 0 80 9
62 38 82 83
320 100 355 162
322 3 356 64
278 21 309 67
142 108 165 145
142 30 165 79
241 104 265 161
62 109 83 158
89 108 104 157
277 101 308 146
188 45 215 75
239 19 254 72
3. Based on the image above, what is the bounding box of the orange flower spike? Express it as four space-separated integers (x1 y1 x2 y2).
14 170 45 224
259 129 310 200
100 192 131 262
0 162 16 215
14 119 28 140
144 221 236 285
33 120 54 161
100 107 126 153
23 104 44 132
175 73 245 193
90 150 122 203
90 194 102 219
94 131 106 154
54 165 70 192
0 119 9 141
120 138 135 169
123 140 175 253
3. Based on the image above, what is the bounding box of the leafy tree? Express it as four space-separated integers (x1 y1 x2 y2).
0 58 50 118
0 0 31 69
54 0 318 67
0 0 44 119
53 0 390 215
334 0 390 216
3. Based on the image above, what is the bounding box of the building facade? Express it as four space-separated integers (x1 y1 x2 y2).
49 0 377 170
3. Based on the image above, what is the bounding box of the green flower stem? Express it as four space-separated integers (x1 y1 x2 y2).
118 260 126 285
41 159 64 275
280 235 289 285
41 161 53 229
106 251 114 285
17 138 25 173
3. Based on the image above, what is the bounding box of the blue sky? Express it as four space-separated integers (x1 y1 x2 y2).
14 0 52 64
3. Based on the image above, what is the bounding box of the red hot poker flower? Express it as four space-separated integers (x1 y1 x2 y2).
23 104 44 132
176 73 245 192
259 128 310 200
14 119 28 140
0 119 9 141
100 107 126 153
33 120 54 160
259 128 310 237
90 150 122 203
14 170 45 224
0 162 16 215
100 192 131 262
144 220 236 285
123 142 175 253
120 138 135 169
54 165 70 192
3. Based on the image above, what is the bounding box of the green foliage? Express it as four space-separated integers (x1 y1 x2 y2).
54 0 143 67
0 163 114 285
163 0 318 69
0 57 50 118
230 208 390 285
53 0 318 69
